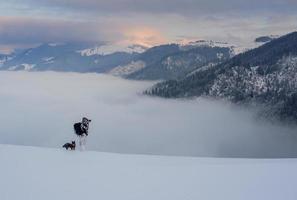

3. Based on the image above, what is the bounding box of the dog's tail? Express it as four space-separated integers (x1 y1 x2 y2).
62 144 67 148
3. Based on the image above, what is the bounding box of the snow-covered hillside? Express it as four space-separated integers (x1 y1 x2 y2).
78 44 148 56
179 39 261 56
148 32 297 122
1 144 297 200
0 43 139 73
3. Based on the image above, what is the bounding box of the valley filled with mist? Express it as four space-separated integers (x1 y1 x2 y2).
1 71 296 158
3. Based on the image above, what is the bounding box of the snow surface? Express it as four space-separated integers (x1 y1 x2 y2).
22 63 36 71
1 144 297 200
180 40 232 48
42 57 55 64
42 57 54 62
179 39 262 56
48 43 65 47
8 64 36 71
78 44 147 56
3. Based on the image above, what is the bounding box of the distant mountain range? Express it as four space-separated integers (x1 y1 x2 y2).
147 31 297 122
0 43 143 73
0 39 256 80
1 32 296 122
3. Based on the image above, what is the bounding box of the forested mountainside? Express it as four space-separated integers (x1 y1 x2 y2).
147 32 297 122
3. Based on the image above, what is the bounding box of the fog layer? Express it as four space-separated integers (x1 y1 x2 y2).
0 71 296 158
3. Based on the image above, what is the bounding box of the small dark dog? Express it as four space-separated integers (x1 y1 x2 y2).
63 141 76 150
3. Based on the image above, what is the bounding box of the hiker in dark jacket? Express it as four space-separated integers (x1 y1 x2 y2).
74 117 91 150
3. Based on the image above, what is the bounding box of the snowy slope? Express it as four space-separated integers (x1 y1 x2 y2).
78 44 148 56
179 40 232 48
148 32 297 121
179 39 261 56
0 43 138 73
1 144 297 200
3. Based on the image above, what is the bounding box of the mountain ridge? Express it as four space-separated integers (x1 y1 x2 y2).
147 31 297 122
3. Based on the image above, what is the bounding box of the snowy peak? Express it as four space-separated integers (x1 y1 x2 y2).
178 39 268 56
78 44 148 56
47 43 65 47
178 40 243 56
180 40 231 48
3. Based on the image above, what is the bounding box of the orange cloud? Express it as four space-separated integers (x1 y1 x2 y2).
120 26 167 47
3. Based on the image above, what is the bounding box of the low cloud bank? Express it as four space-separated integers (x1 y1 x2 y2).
0 71 296 158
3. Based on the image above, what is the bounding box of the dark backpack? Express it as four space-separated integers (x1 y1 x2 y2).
74 122 84 136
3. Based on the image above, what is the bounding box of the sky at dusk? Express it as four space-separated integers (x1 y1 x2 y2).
0 0 297 53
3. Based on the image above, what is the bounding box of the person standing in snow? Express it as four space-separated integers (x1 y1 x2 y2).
74 117 91 151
